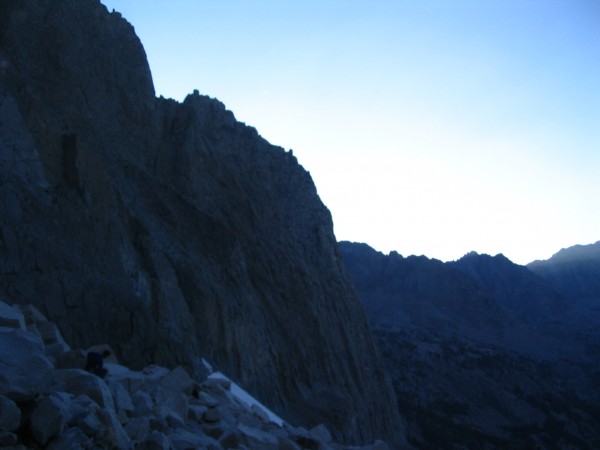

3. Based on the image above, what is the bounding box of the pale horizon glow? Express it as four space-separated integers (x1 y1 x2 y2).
102 0 600 265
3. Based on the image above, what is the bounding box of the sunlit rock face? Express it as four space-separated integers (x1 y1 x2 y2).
0 0 405 446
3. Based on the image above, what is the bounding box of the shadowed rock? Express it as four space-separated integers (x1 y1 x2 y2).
0 0 404 445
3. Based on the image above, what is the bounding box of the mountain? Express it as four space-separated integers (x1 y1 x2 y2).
0 0 404 446
339 242 510 340
340 241 600 449
449 252 568 324
528 241 600 308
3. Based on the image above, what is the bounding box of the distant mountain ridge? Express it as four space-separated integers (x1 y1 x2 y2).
340 240 600 449
448 252 569 324
528 240 600 308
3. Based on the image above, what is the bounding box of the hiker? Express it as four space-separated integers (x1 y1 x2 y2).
85 349 111 378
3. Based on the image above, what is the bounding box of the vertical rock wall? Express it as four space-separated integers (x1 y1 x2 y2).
0 0 405 446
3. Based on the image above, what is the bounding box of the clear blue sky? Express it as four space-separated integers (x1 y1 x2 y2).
102 0 600 265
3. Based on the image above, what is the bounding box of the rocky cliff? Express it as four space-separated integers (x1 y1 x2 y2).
0 0 404 446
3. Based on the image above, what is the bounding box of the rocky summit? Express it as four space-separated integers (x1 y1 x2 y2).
0 0 405 447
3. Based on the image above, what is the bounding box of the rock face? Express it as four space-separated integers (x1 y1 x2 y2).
339 241 600 449
0 0 403 446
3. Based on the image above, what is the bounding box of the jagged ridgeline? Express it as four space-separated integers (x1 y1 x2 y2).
0 0 406 446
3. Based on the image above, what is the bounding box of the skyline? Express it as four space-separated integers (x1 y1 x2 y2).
102 0 600 265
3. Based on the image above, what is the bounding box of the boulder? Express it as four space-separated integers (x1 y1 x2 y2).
196 391 220 408
95 407 131 450
0 328 53 400
169 425 220 450
46 427 94 450
36 320 71 355
0 301 25 329
188 404 209 422
109 379 135 414
12 303 47 326
0 395 21 432
203 375 231 392
109 364 169 395
131 390 154 417
125 415 150 441
142 431 170 450
154 389 188 424
51 368 131 448
202 422 227 440
29 392 71 446
238 411 263 429
73 408 103 439
251 403 272 424
235 422 279 449
52 369 114 409
159 366 197 396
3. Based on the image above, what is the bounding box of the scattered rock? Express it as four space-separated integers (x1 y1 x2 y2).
142 431 170 450
0 300 25 329
29 392 71 446
52 369 114 409
0 301 396 449
154 389 188 424
109 379 135 414
0 328 52 400
159 366 196 396
46 427 94 450
131 390 154 417
12 303 47 327
36 320 71 356
125 415 150 441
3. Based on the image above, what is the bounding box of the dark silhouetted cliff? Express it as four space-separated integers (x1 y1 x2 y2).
0 1 405 446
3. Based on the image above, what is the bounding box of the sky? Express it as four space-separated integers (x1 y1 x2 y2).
102 0 600 265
